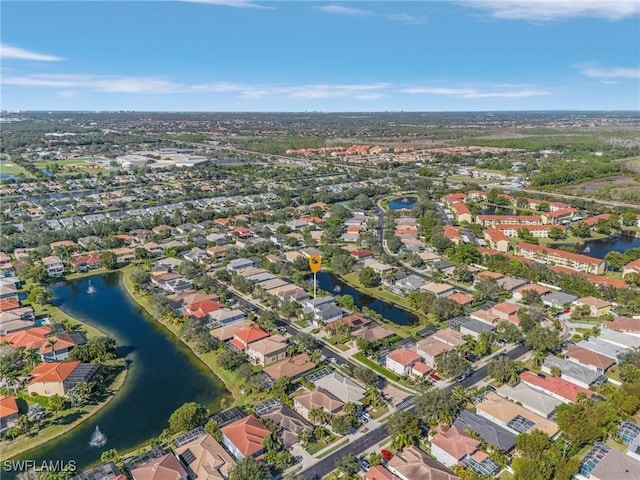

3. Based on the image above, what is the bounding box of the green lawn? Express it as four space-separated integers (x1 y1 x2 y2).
0 161 30 177
535 231 608 246
353 352 400 382
121 266 243 407
315 437 350 459
32 303 105 340
306 434 338 455
341 273 428 338
2 361 127 459
369 405 389 419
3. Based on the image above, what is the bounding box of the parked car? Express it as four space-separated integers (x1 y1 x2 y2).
429 373 441 381
496 339 506 347
360 459 371 472
381 449 394 461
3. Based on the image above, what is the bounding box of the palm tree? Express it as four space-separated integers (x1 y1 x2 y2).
25 347 41 368
364 386 383 410
262 432 281 453
46 337 58 361
297 429 313 448
308 408 329 425
451 386 469 404
4 370 20 395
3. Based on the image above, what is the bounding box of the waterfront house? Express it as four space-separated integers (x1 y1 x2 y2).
221 415 270 460
246 335 288 366
42 256 64 277
27 361 99 397
0 395 19 432
174 432 236 480
130 453 188 480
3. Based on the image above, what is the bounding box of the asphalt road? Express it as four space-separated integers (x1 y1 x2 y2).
298 343 530 479
217 275 531 479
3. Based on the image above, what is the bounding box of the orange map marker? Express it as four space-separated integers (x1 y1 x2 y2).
309 254 322 273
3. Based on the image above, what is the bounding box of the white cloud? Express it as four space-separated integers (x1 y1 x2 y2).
316 4 425 24
182 0 274 10
0 44 63 62
576 62 640 79
3 73 556 101
2 74 182 93
462 0 640 21
1 74 389 100
401 85 553 98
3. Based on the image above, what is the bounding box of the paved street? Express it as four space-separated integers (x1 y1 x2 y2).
298 343 531 478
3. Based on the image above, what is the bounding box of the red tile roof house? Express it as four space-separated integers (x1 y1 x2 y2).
484 229 510 253
604 316 640 335
565 345 616 373
491 302 521 326
385 347 422 376
447 292 474 306
229 325 270 351
517 242 605 275
70 252 101 271
443 225 461 245
183 300 224 319
430 425 481 467
519 371 594 403
451 202 473 224
512 284 551 302
0 395 19 432
1 326 80 361
623 258 640 278
27 361 99 397
365 466 399 480
130 453 188 480
221 415 271 460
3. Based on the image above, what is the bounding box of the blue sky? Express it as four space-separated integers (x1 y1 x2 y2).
1 1 639 111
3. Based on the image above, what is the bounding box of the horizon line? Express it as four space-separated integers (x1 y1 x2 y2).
3 109 640 114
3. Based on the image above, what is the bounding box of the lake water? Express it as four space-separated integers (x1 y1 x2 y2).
10 273 228 472
576 235 640 259
387 196 418 211
316 271 418 326
478 206 518 216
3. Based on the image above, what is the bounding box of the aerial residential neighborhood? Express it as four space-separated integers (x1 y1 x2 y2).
2 1 640 479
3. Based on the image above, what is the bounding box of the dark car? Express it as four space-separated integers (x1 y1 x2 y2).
429 373 441 381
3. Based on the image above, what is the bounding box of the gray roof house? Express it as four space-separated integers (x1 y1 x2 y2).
453 409 516 452
496 383 563 419
458 317 496 338
577 338 627 360
542 291 579 309
598 329 640 349
314 372 366 403
227 258 255 272
541 356 603 389
259 404 313 448
314 304 345 325
580 443 640 480
393 274 425 294
209 308 246 327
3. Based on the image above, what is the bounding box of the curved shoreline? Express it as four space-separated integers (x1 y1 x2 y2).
4 362 128 460
119 267 237 405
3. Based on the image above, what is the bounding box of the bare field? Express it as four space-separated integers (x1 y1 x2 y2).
564 175 640 203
